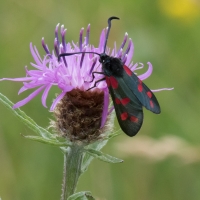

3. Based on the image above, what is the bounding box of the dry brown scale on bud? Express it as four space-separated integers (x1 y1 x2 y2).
53 88 106 143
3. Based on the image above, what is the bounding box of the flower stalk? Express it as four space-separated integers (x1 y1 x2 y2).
61 144 84 200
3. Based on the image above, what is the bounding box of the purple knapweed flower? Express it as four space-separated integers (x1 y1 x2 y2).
0 23 172 142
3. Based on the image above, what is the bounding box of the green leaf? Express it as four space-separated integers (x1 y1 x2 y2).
22 135 71 147
81 139 108 172
106 129 122 140
0 93 53 139
67 191 95 200
84 148 123 164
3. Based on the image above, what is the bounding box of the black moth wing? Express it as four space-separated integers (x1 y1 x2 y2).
122 65 161 114
106 75 144 137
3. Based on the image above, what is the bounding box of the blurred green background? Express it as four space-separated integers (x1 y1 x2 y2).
0 0 200 199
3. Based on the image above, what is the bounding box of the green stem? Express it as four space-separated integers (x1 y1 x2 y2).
61 144 84 200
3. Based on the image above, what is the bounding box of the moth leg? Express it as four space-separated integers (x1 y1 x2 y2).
85 71 104 83
87 77 106 91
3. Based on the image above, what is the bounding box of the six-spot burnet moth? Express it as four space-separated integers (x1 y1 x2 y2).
58 16 161 137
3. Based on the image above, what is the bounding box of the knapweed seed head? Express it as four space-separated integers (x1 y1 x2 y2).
52 89 105 142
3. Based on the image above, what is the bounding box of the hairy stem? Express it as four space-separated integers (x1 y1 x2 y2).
61 144 84 200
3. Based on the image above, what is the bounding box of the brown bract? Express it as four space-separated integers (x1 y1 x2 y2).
53 88 104 143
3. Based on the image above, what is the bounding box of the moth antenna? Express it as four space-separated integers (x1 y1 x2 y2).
58 17 120 61
58 52 101 62
103 16 120 54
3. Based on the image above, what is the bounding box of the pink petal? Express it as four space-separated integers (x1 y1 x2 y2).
41 84 53 107
125 39 134 66
30 43 43 68
0 77 34 82
13 85 46 109
138 62 153 80
50 91 66 111
100 88 109 128
23 82 44 89
30 63 44 70
98 29 106 52
57 82 74 91
26 69 43 77
18 86 28 94
151 88 174 92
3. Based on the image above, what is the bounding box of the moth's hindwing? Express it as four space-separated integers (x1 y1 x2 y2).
106 76 144 136
123 65 161 114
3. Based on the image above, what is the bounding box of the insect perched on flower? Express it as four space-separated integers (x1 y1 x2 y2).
58 17 162 137
0 17 172 140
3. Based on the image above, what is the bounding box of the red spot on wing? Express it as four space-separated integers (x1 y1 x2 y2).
123 65 132 76
105 76 110 87
121 97 130 105
150 100 154 108
115 98 121 104
110 76 118 89
147 91 152 98
138 84 143 92
130 116 139 123
137 78 143 92
121 112 128 120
